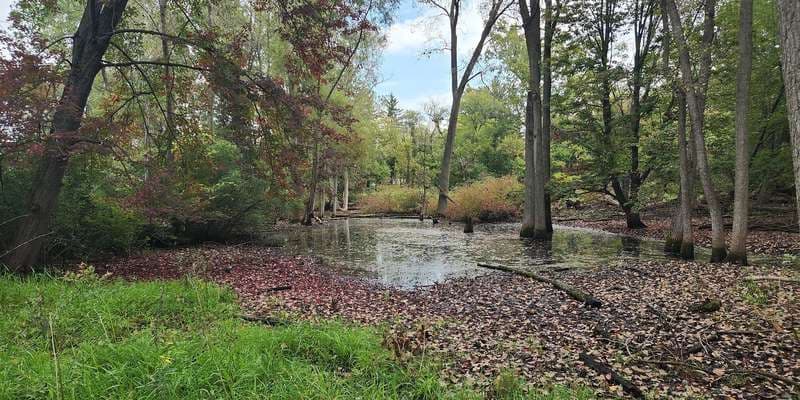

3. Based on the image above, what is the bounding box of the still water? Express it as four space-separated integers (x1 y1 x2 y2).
264 218 714 289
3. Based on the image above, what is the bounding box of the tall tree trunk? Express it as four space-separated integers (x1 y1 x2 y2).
542 0 559 233
436 0 508 216
676 90 695 259
342 168 349 211
777 0 800 234
665 0 727 262
625 0 657 230
318 187 325 219
4 0 129 271
728 0 753 264
303 138 320 225
331 176 338 217
519 0 548 239
158 0 175 162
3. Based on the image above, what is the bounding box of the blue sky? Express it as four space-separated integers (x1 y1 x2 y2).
375 0 487 111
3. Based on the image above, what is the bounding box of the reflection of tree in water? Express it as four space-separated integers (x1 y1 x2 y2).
620 235 642 257
521 237 554 264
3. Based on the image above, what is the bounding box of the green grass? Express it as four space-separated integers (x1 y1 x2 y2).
0 272 593 400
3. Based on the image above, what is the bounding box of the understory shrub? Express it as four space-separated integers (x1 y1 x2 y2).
443 176 523 222
359 185 432 214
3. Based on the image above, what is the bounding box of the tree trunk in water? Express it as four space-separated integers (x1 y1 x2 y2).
777 0 800 235
665 0 726 262
542 0 557 233
331 176 338 217
342 168 349 211
728 0 753 265
437 95 461 215
519 0 548 239
4 0 129 271
318 188 325 219
303 138 320 225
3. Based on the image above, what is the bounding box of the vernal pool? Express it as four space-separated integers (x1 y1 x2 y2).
263 218 724 289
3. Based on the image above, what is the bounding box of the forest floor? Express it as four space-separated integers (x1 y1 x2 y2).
98 241 800 399
554 201 800 257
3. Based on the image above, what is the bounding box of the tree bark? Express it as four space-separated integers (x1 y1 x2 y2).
728 0 753 265
542 0 560 233
664 0 727 262
519 0 548 239
4 0 130 271
331 176 338 217
158 0 176 162
435 0 509 215
342 168 349 211
777 0 800 235
676 90 695 259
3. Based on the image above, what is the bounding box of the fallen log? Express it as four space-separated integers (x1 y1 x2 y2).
744 275 800 284
477 263 602 308
265 285 292 293
579 352 644 398
240 314 288 326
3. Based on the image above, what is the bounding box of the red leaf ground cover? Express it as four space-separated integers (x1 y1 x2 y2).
98 245 799 398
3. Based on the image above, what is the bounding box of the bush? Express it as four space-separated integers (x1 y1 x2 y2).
443 176 522 222
359 185 431 214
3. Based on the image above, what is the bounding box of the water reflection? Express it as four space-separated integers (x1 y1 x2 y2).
263 218 717 289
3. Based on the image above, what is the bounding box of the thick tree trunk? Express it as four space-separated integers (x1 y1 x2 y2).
437 95 460 215
728 0 753 265
665 0 726 262
4 0 129 271
342 168 349 211
542 0 558 233
777 0 800 234
519 0 548 239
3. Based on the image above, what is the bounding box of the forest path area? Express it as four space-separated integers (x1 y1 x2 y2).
98 239 800 398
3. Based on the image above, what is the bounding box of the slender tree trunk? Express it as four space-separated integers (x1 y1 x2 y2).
677 90 695 259
331 176 338 217
728 0 753 264
436 0 508 216
303 138 320 225
342 168 349 211
665 0 727 262
777 0 800 234
318 187 325 219
159 0 175 162
4 0 129 271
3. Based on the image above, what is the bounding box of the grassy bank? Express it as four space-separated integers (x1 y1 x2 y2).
0 272 590 400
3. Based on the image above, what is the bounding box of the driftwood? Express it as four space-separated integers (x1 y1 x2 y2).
744 275 800 284
579 352 644 398
477 263 602 308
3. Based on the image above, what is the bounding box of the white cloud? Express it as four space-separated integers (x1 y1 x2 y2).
384 0 486 57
